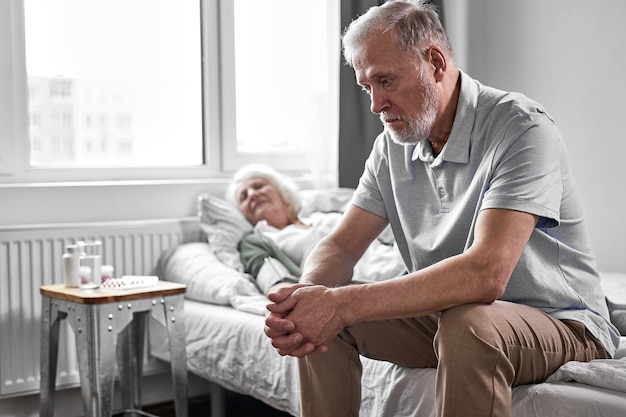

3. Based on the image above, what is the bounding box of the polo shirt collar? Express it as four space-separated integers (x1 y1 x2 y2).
412 70 477 164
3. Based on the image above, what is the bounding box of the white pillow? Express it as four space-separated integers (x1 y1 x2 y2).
155 242 262 305
197 193 253 272
298 187 355 217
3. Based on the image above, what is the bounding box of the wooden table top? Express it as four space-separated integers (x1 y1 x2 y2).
40 281 186 305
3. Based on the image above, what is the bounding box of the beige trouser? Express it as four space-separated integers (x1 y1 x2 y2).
298 301 609 417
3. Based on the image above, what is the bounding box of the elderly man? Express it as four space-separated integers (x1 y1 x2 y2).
264 1 619 416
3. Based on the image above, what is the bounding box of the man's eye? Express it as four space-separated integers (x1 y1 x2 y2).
361 86 372 95
381 79 391 87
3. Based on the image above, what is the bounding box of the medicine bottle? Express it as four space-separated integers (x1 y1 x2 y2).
63 244 80 287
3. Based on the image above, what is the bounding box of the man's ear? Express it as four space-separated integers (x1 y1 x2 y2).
427 46 447 81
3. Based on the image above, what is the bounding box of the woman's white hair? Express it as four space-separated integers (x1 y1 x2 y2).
226 164 301 218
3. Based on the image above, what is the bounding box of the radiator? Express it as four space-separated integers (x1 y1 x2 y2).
0 218 199 398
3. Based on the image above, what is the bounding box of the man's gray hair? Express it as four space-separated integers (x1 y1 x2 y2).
342 0 453 67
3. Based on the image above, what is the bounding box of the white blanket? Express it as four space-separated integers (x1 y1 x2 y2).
546 357 626 392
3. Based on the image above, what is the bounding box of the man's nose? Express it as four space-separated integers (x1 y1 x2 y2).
370 89 389 114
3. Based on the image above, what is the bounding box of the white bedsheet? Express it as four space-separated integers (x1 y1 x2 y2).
546 358 626 392
150 300 626 417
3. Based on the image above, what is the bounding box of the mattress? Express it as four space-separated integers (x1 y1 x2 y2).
150 299 626 417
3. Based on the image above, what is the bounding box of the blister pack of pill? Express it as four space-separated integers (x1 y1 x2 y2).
100 275 159 290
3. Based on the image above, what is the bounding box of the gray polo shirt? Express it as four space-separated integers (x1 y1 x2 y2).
352 71 619 356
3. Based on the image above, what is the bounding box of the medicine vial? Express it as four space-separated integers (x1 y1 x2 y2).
101 265 114 282
62 244 80 287
77 240 102 289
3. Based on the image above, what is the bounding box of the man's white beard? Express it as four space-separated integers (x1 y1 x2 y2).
384 70 440 145
386 115 433 145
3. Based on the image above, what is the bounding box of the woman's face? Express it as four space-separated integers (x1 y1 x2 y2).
235 177 293 229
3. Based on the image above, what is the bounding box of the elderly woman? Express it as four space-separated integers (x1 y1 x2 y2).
228 164 305 230
227 164 406 295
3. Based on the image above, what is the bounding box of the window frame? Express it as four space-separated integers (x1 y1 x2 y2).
218 0 334 172
0 0 24 177
1 0 220 183
0 0 338 185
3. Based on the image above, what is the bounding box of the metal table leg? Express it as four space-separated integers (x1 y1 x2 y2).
118 310 148 412
39 296 65 417
153 294 188 417
67 302 134 417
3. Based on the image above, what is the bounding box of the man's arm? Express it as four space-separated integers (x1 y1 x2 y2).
337 208 537 323
266 207 537 357
299 204 391 287
264 205 389 353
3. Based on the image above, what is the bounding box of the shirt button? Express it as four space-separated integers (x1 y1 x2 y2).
438 187 445 197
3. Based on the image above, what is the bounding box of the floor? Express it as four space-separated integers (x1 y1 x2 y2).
115 390 292 417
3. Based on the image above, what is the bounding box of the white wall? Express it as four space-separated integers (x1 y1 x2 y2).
0 180 226 225
447 0 626 272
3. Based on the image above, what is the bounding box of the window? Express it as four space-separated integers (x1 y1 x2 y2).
23 0 204 168
220 0 339 174
0 0 338 183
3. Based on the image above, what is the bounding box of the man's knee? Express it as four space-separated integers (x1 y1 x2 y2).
435 303 506 358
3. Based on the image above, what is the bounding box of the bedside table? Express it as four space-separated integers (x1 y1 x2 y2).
39 281 188 417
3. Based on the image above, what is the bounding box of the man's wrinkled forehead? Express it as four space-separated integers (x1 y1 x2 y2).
350 30 397 67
